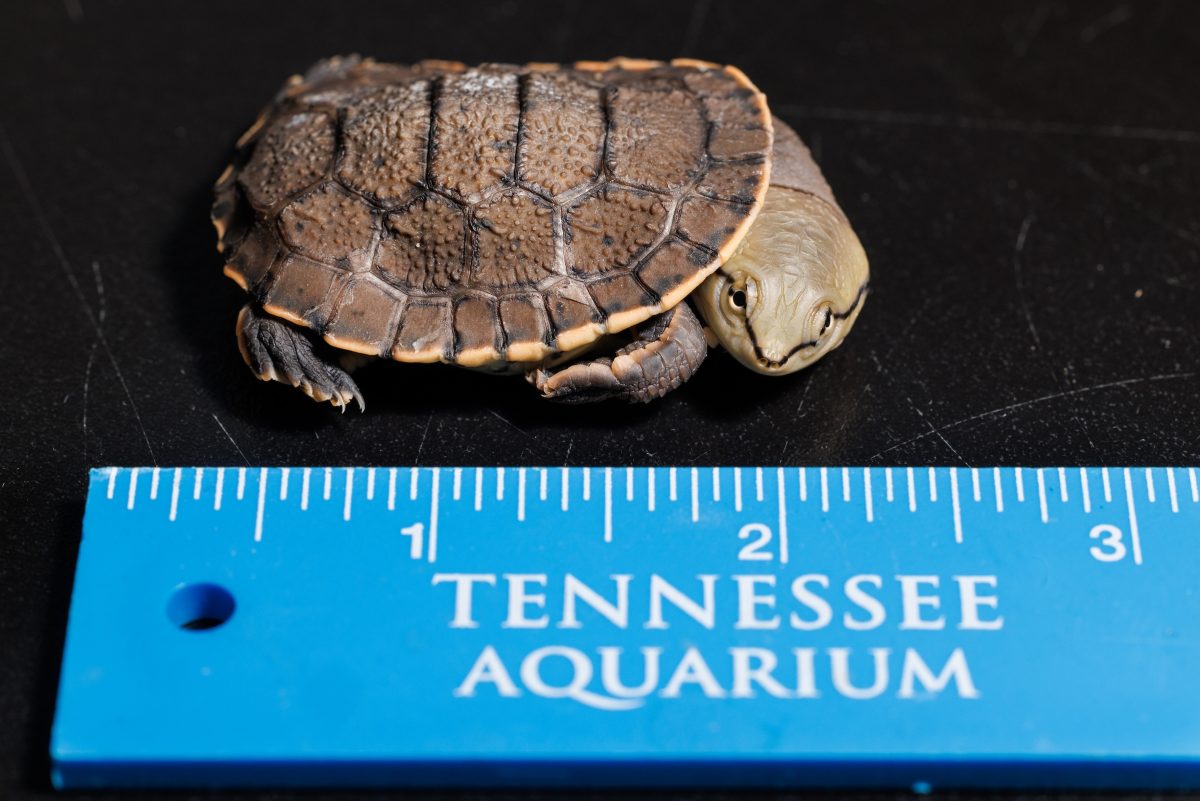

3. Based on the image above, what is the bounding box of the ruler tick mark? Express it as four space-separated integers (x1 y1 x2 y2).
755 467 764 502
648 468 656 512
303 468 312 511
734 467 743 512
1080 467 1091 514
367 467 376 501
497 467 505 501
1145 467 1156 503
799 467 808 502
343 468 354 521
583 467 591 501
150 467 160 500
842 467 851 502
604 467 613 543
907 466 916 512
950 468 963 543
1058 466 1069 502
1190 468 1199 503
169 468 181 521
193 467 204 501
626 467 634 502
106 467 117 499
1037 468 1049 523
539 468 548 502
279 467 289 501
928 466 938 502
1015 467 1024 502
410 467 420 501
864 468 874 523
885 467 894 502
126 467 139 510
453 467 462 501
518 467 527 521
691 467 699 522
323 467 332 501
971 467 981 502
428 468 441 563
237 467 246 501
474 467 483 511
1102 467 1112 503
561 467 569 512
993 467 1004 513
254 467 267 541
214 467 225 511
1167 468 1179 513
777 468 790 562
820 467 829 513
387 468 397 511
712 467 720 502
669 467 677 502
1123 468 1143 565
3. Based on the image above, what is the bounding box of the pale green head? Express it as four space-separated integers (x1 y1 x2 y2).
692 186 870 375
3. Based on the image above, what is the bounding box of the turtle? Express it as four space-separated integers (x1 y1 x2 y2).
212 56 869 407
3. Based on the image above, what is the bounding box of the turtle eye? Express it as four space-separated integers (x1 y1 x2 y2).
725 275 752 317
813 302 834 339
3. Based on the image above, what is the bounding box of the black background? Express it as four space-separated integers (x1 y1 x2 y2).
3 1 1199 799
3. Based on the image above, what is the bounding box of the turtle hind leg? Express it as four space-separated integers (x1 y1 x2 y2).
236 304 365 412
529 303 707 403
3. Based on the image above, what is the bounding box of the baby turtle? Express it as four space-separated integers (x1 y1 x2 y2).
212 56 869 407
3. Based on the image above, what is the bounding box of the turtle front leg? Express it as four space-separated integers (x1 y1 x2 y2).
530 303 707 403
236 304 365 411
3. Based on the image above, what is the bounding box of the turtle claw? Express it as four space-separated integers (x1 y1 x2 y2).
238 304 366 412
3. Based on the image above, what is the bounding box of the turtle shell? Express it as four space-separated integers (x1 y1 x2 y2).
213 56 773 367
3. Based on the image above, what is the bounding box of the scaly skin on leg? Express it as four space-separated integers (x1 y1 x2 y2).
529 303 708 403
236 304 365 411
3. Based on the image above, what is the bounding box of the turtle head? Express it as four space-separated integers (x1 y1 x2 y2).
693 186 869 375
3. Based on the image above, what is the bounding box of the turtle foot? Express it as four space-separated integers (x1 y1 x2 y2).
528 304 707 403
236 304 366 412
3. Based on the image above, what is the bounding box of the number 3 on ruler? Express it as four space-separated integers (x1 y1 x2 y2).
738 523 774 561
1089 523 1126 562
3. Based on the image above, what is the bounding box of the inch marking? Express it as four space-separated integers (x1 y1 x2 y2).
885 467 894 502
126 467 139 510
1058 467 1069 502
387 468 397 511
993 467 1004 513
1145 467 1157 503
820 467 829 512
214 467 225 511
776 468 790 563
669 467 677 502
863 468 874 523
254 467 267 542
561 467 570 512
1123 468 1144 565
734 468 743 512
1015 466 1024 502
150 467 160 500
473 467 483 511
1080 467 1091 514
428 468 440 563
518 467 527 521
303 468 312 511
842 467 851 502
648 468 656 512
410 467 420 501
604 467 613 543
237 467 246 501
193 468 204 501
343 468 354 521
279 467 289 501
950 468 963 543
1102 467 1112 503
690 467 699 522
971 468 981 502
928 466 938 502
452 467 462 501
169 468 181 521
368 467 377 501
1037 469 1049 523
323 467 332 501
907 466 917 512
1167 468 1179 513
755 467 764 502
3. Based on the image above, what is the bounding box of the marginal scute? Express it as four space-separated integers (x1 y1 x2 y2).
637 240 708 298
499 295 553 360
607 82 707 192
324 277 403 355
393 298 453 362
223 224 280 293
567 186 668 276
519 72 604 197
239 112 335 209
337 81 430 205
676 195 751 251
262 255 342 328
376 195 466 292
430 70 520 202
453 296 501 364
474 190 557 288
587 272 659 320
708 125 771 160
279 183 376 271
543 279 604 348
696 158 768 204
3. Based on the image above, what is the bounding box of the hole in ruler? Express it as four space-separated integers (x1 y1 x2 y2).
167 583 236 631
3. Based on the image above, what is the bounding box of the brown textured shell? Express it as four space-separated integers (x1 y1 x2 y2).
212 56 773 367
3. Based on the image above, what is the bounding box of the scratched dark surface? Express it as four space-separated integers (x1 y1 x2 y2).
3 0 1200 799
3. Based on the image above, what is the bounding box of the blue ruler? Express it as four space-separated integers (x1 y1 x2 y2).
53 466 1200 790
